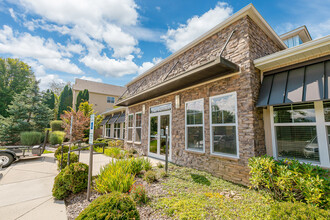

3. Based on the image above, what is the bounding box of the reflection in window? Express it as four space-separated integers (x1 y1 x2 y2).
210 92 238 156
323 101 330 122
274 103 316 123
106 124 111 137
186 99 204 151
128 114 133 141
114 123 120 139
107 96 115 103
135 113 142 142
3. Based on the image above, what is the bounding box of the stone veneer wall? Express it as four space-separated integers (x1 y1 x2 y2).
124 16 282 185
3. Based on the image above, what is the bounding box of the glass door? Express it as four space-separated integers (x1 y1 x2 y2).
149 112 171 160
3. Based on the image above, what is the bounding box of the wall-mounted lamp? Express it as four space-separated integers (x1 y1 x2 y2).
175 95 180 109
142 104 146 114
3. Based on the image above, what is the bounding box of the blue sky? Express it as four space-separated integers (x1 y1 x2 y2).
0 0 329 89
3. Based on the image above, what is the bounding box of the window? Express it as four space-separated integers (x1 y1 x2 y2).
127 114 133 141
283 35 303 48
106 124 111 137
107 96 115 103
210 92 238 157
122 122 125 139
135 113 142 143
273 103 319 162
185 99 204 151
114 123 120 139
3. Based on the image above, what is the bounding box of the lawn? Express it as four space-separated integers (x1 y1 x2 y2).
149 165 276 219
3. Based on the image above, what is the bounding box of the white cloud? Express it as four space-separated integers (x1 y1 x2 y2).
8 8 17 21
80 54 138 77
0 25 83 74
138 57 163 75
156 6 161 11
310 19 330 39
79 76 103 83
161 2 233 52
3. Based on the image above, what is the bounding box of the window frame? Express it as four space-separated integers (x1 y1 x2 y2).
185 98 205 153
107 96 115 104
114 122 121 139
105 123 111 138
209 92 239 158
127 113 134 142
134 112 142 144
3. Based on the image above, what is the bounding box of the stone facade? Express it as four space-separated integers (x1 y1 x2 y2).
124 16 281 185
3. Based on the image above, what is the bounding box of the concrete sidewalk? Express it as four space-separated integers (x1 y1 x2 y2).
0 154 67 220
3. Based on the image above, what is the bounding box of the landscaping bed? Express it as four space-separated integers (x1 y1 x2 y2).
63 162 330 219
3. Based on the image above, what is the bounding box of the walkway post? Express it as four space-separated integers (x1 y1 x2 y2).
165 126 168 173
87 144 93 201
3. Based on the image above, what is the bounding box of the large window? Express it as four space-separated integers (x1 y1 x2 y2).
114 123 120 139
107 96 115 103
210 92 238 157
273 103 319 162
135 112 142 143
123 123 125 139
106 124 111 137
128 114 134 142
185 99 204 151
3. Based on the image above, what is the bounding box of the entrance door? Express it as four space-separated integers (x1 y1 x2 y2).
149 111 171 160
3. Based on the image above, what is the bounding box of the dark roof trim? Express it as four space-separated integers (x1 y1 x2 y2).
100 115 111 126
117 56 239 106
107 113 120 124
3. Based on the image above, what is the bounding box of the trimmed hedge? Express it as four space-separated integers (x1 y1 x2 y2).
76 192 139 220
50 120 64 131
52 162 88 200
50 131 66 145
249 156 329 208
20 131 42 146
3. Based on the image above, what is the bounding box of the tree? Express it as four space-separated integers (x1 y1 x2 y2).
0 80 53 144
61 108 89 141
43 89 55 110
58 85 73 119
78 102 103 129
76 89 89 110
49 80 65 97
0 58 35 117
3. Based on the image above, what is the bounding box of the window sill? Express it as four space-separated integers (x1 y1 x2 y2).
126 141 133 143
210 154 239 161
134 142 142 145
184 150 205 155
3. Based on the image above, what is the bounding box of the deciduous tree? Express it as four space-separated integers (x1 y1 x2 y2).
61 108 90 141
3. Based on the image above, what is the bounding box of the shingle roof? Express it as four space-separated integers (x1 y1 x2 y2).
73 78 126 96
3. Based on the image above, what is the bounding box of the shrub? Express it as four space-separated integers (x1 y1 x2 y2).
50 131 66 145
269 202 330 219
249 156 329 208
160 171 168 178
54 145 69 158
95 160 135 194
50 120 64 131
143 170 157 183
157 162 164 168
57 152 78 170
52 162 88 200
20 131 42 146
129 157 152 175
141 158 152 171
130 184 148 204
76 192 139 220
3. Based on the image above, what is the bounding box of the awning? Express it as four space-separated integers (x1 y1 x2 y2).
100 115 111 126
116 113 126 123
117 56 239 106
257 59 330 107
107 113 120 124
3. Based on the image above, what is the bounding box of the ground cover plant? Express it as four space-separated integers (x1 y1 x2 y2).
249 156 329 208
52 162 88 200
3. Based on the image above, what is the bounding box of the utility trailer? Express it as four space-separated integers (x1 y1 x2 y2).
0 131 49 169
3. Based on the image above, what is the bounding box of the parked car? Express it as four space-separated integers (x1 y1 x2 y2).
303 136 319 159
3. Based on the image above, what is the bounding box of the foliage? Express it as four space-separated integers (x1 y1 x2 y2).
43 89 55 110
58 85 72 119
108 139 124 148
103 147 125 159
50 120 64 131
157 162 164 168
143 170 157 183
269 201 330 219
0 81 53 144
130 184 148 204
50 131 66 145
0 58 35 118
248 156 329 208
76 192 140 220
20 131 42 146
56 152 78 170
54 145 69 158
76 89 89 110
52 162 88 200
78 102 103 129
61 107 89 141
95 160 135 194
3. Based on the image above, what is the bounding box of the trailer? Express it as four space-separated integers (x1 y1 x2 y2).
0 131 49 168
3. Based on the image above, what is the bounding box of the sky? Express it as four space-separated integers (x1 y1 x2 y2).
0 0 329 90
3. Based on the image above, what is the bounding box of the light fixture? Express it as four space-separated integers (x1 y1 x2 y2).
175 95 180 109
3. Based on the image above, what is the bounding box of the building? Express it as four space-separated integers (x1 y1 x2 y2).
100 107 126 140
116 4 330 185
72 78 126 114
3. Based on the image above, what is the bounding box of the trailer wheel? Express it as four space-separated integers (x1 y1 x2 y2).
0 152 14 168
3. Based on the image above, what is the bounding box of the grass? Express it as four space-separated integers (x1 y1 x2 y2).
94 147 128 159
150 165 281 219
43 150 53 154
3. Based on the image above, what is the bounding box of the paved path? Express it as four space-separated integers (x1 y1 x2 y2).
0 154 67 220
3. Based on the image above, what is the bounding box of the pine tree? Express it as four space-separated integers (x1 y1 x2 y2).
43 89 55 110
58 85 73 119
0 80 53 144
